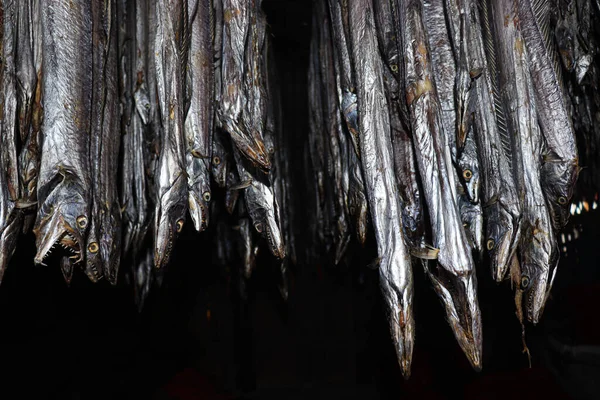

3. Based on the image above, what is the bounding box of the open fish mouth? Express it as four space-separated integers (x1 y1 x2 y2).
34 228 83 266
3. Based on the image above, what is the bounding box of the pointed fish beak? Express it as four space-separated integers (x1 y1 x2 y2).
379 258 415 379
188 192 208 232
154 218 174 269
428 269 483 371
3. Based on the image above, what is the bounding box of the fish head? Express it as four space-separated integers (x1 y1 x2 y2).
249 138 272 172
211 150 228 188
428 267 482 371
188 171 212 232
33 176 89 265
379 264 415 378
83 220 103 283
252 207 285 260
458 159 480 205
460 199 483 255
541 160 577 231
521 243 559 324
154 174 188 269
485 204 516 282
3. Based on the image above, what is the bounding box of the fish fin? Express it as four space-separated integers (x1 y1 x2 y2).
229 179 253 190
480 0 513 168
531 0 565 88
15 200 37 209
410 245 440 260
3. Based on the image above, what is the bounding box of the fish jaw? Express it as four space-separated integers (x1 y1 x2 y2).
263 215 285 260
33 208 84 266
187 175 210 232
486 205 517 282
524 255 558 325
222 118 271 172
154 180 188 269
541 160 578 231
428 268 483 371
380 271 415 379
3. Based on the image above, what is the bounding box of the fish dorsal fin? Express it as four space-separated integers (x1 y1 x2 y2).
479 0 513 168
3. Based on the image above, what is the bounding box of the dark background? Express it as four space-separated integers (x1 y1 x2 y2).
1 1 599 399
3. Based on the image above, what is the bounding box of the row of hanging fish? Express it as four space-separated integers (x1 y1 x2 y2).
306 0 598 376
0 0 295 308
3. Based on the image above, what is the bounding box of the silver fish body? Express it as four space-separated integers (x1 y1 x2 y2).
153 0 189 268
34 0 94 269
185 0 214 232
349 0 414 377
400 0 481 371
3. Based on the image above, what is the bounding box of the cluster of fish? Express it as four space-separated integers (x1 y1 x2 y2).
0 0 295 307
307 0 598 376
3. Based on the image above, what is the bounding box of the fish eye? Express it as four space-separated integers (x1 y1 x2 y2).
176 219 184 233
76 216 88 228
254 222 264 233
203 191 211 202
268 146 275 154
520 275 531 290
463 169 473 181
558 196 567 205
486 239 495 251
212 156 221 166
88 242 99 253
390 64 398 73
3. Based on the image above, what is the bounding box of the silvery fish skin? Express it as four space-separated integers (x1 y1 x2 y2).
470 0 521 282
99 0 121 284
34 1 93 267
373 0 426 253
518 0 579 232
386 68 425 253
318 6 350 264
122 0 154 260
349 0 414 377
400 0 481 371
494 0 558 324
217 0 270 171
2 2 19 203
327 0 360 157
85 0 114 283
0 143 21 283
423 0 480 204
443 0 477 152
185 0 214 232
18 0 42 232
153 0 189 269
233 147 285 259
15 0 36 144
